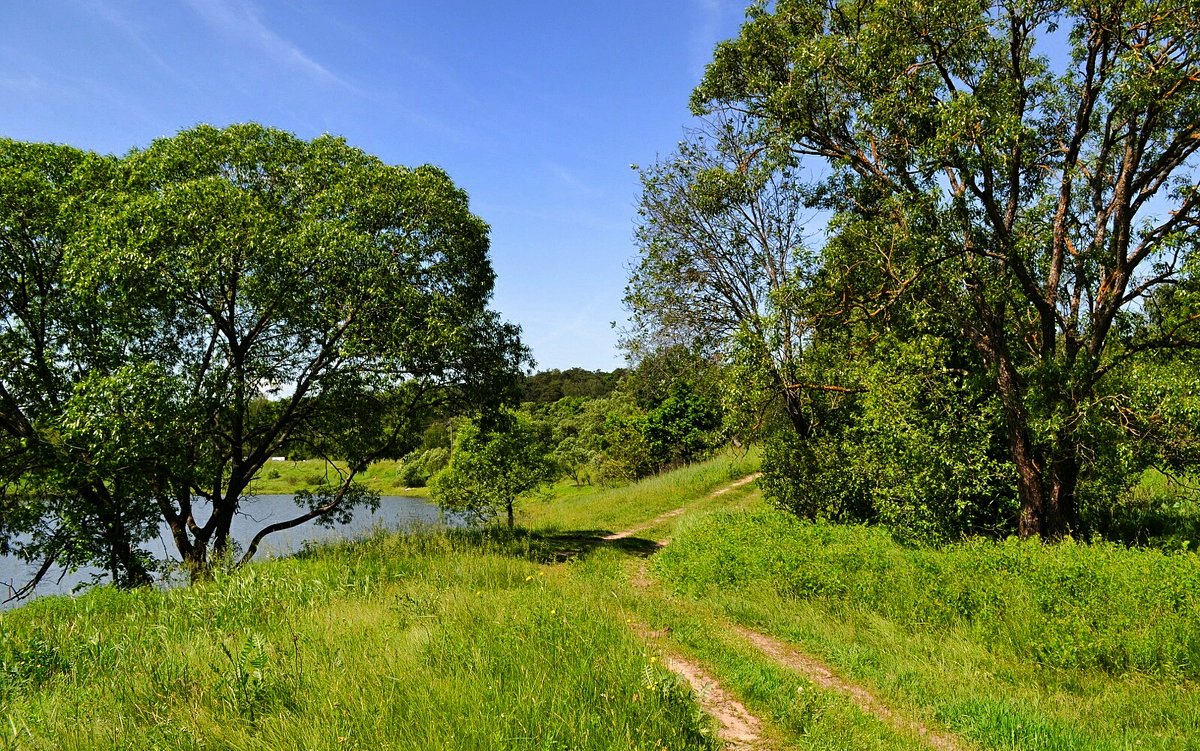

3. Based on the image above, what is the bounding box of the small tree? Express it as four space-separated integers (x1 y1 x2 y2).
431 408 557 529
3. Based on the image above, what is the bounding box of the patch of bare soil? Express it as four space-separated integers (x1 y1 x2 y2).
733 627 970 751
601 508 685 542
709 472 762 496
629 621 769 750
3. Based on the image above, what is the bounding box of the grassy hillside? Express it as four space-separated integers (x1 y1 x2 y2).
0 453 756 750
3 451 1198 749
248 459 428 497
0 530 715 750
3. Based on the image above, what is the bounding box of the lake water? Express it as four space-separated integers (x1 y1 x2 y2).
0 494 451 608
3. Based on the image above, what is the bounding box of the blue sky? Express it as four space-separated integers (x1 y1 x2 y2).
0 1 749 372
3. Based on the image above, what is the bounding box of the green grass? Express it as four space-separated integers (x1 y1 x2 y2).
520 448 759 534
248 459 429 496
0 529 718 750
654 509 1200 749
8 451 1197 749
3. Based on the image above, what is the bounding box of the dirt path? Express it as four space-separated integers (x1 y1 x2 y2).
601 473 762 542
629 621 766 750
664 652 766 750
734 627 970 751
610 472 970 751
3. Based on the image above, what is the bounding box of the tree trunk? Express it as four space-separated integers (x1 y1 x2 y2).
781 390 812 439
992 349 1078 540
1003 399 1078 540
506 499 514 530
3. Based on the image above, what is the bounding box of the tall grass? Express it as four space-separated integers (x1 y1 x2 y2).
0 529 717 750
654 509 1200 749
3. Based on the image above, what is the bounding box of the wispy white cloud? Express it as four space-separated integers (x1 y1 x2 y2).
543 161 599 197
182 0 355 91
690 0 733 77
0 75 42 92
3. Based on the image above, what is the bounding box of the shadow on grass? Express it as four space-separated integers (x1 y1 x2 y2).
528 530 663 563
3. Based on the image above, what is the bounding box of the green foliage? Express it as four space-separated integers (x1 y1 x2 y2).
397 447 451 488
626 116 818 440
214 632 279 721
690 0 1200 539
643 382 724 468
431 408 557 527
0 124 529 588
521 367 625 403
762 331 1020 541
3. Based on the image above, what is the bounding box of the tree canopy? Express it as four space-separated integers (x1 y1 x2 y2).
0 124 528 592
430 408 556 529
630 0 1200 540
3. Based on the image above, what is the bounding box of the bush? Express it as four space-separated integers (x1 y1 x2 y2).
398 447 453 488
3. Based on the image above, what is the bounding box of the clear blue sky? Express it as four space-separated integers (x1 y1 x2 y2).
0 1 749 372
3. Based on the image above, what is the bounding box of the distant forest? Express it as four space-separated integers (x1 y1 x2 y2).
520 367 626 403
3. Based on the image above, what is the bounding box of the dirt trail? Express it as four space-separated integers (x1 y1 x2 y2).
734 627 970 751
611 472 970 751
628 620 767 750
664 653 766 750
601 473 762 542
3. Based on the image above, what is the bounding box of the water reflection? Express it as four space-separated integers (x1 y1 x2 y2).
0 494 451 608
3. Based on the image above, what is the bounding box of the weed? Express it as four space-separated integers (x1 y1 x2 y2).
215 632 273 720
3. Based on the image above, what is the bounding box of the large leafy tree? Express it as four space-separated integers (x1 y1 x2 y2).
695 0 1200 538
0 125 528 589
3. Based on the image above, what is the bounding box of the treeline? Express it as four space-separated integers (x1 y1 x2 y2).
520 367 626 403
624 0 1200 546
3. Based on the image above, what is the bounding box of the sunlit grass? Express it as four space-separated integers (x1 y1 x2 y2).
653 509 1200 749
11 449 1192 749
248 458 428 496
0 530 718 750
521 448 760 533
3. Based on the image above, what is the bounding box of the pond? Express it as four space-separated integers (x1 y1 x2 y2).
0 494 452 609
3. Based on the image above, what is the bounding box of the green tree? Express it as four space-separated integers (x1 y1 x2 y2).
696 0 1200 538
643 381 724 468
628 115 826 438
1 125 528 588
431 408 557 529
0 139 163 595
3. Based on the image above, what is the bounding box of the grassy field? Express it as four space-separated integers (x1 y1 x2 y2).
652 510 1200 749
0 453 756 750
3 452 1199 749
0 530 717 750
248 459 429 497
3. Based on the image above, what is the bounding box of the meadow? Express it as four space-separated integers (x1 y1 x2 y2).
248 459 427 497
2 452 1198 749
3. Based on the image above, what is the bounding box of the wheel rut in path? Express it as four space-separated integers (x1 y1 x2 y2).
733 627 970 751
611 472 971 751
